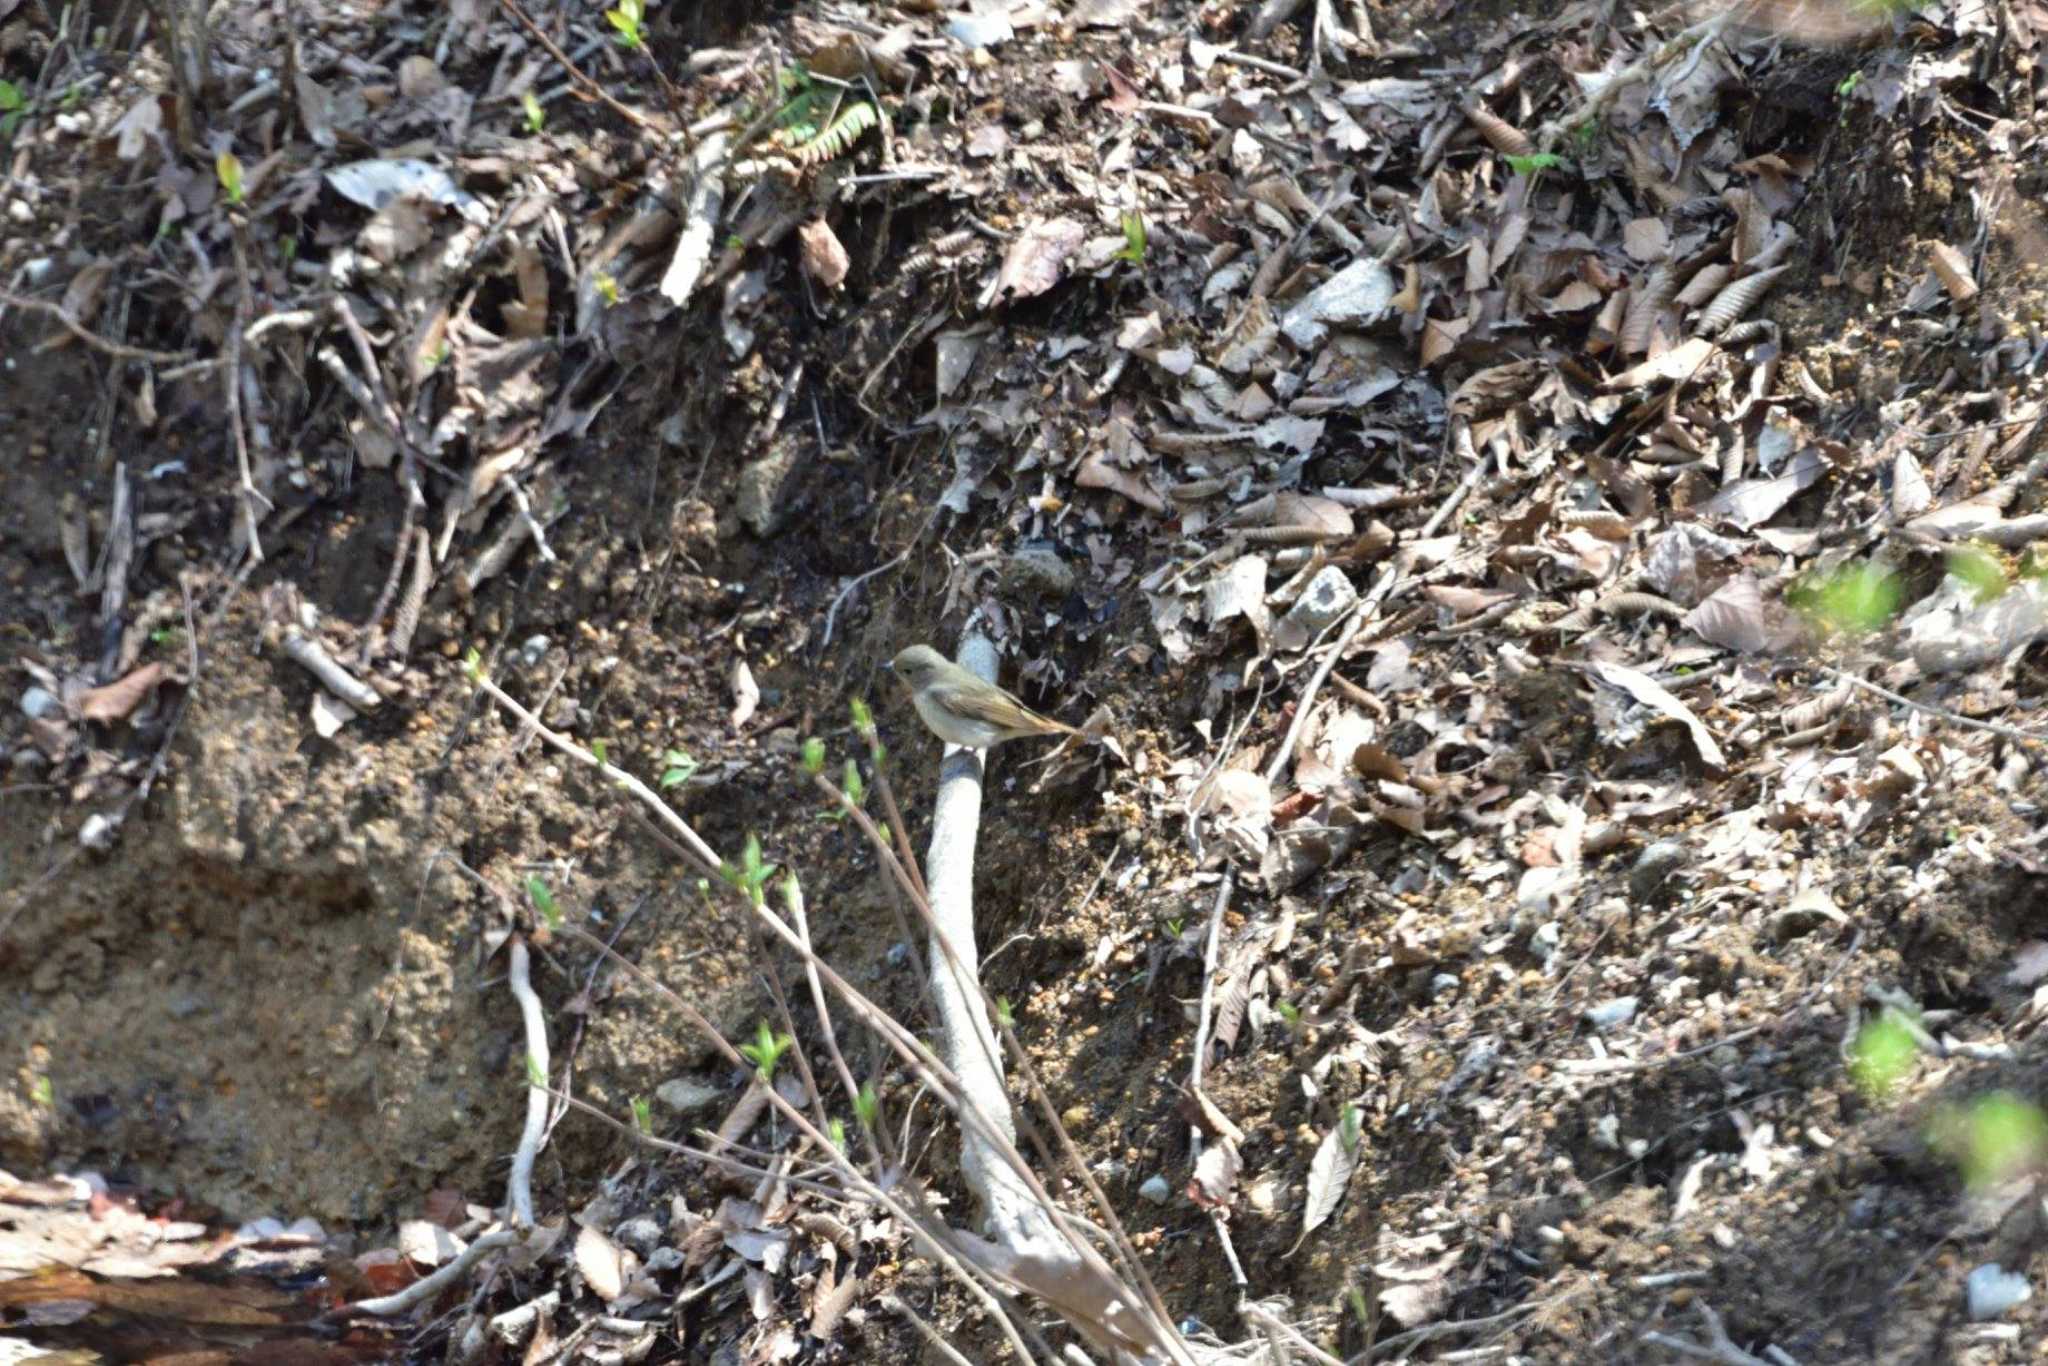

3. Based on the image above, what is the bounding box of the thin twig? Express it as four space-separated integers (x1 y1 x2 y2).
0 289 198 364
1814 662 2043 748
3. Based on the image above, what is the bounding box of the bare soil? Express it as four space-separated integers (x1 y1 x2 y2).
6 0 2048 1361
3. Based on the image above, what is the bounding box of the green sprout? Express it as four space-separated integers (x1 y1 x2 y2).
780 870 802 914
594 272 620 306
605 0 645 49
631 1095 653 1135
1948 543 2007 606
1111 211 1147 266
521 90 545 134
800 736 826 775
462 647 484 682
995 996 1015 1028
1836 70 1865 100
660 748 699 789
590 738 609 766
1930 1092 2048 1191
1275 1000 1301 1030
841 759 865 806
1339 1103 1363 1153
1791 560 1902 639
850 696 876 744
829 1117 847 1151
1502 151 1564 176
1347 1285 1372 1327
719 834 778 906
526 875 562 930
738 1021 794 1082
215 150 245 206
855 1081 879 1130
29 1075 53 1108
0 79 25 141
1848 1009 1918 1098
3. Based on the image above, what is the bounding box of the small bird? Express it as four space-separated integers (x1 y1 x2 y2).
887 644 1086 751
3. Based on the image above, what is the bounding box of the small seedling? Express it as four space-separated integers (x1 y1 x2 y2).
660 748 699 789
1503 151 1564 177
995 996 1015 1028
829 1117 848 1150
462 647 484 682
1347 1285 1371 1327
590 738 609 766
521 90 545 134
630 1095 653 1134
1848 1009 1917 1097
1931 1091 2048 1190
800 736 826 775
738 1020 794 1081
1836 70 1865 100
526 875 562 930
606 0 645 49
1948 543 2007 605
850 696 876 744
719 834 778 906
1275 1000 1302 1030
215 150 245 206
841 759 865 806
0 79 25 141
855 1081 879 1130
1339 1102 1363 1153
29 1075 53 1108
1791 560 1901 639
593 272 620 306
1111 211 1147 266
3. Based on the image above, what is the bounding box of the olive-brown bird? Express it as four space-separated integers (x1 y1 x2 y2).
887 645 1086 751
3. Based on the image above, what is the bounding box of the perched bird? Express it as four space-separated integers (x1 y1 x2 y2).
888 644 1086 751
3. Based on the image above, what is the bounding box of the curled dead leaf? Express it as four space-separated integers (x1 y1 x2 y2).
77 662 171 723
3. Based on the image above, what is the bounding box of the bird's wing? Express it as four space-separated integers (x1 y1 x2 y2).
930 679 1075 734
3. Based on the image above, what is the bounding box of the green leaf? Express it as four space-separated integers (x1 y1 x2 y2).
1338 1103 1363 1152
1502 151 1564 176
850 696 875 740
829 1117 847 1150
660 748 699 789
526 875 562 929
1932 1092 2048 1190
1111 210 1147 264
855 1081 879 1129
800 736 826 775
29 1075 53 1107
215 150 245 206
1848 1010 1917 1097
591 738 609 766
0 80 24 112
738 1021 794 1081
521 89 545 133
841 758 865 806
1948 543 2007 606
462 647 484 682
1793 560 1902 638
631 1095 653 1134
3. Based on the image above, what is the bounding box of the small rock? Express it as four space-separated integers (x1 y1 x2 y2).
518 635 551 668
734 439 801 538
1584 996 1638 1031
655 1076 723 1116
1275 566 1358 651
1137 1174 1172 1205
1628 840 1687 903
1968 1263 2032 1320
20 686 61 720
612 1216 664 1255
1002 542 1077 599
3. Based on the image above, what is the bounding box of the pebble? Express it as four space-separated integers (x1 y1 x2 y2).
1584 996 1639 1031
1967 1263 2031 1320
1137 1174 1171 1205
20 686 61 720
